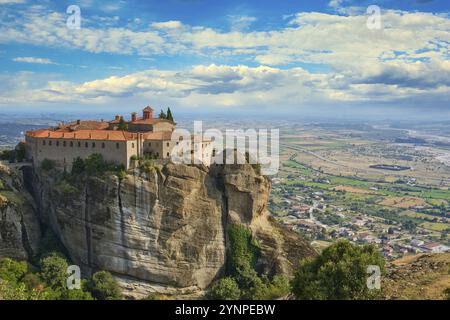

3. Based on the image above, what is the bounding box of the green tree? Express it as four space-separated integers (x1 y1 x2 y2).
0 258 28 284
166 107 174 122
209 277 241 300
158 109 167 119
41 159 56 171
39 253 69 289
15 142 27 162
84 153 106 175
117 117 128 130
71 157 85 175
291 240 385 300
251 275 291 300
88 271 122 300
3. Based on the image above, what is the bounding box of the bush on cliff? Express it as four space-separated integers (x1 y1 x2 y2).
207 224 289 300
291 240 385 300
40 159 56 171
0 258 28 284
39 253 69 289
69 153 125 177
88 271 123 300
209 277 241 300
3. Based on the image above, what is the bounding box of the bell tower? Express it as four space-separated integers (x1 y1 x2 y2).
143 106 154 120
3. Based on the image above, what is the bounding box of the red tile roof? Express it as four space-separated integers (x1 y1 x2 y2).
58 120 109 131
27 129 138 141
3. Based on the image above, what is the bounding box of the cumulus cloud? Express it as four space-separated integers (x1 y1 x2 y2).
0 5 448 110
1 64 448 111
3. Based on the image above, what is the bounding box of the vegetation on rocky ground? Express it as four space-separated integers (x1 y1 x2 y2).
208 224 290 300
291 240 385 300
0 254 122 300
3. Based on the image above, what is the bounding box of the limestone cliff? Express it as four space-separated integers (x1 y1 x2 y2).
10 162 315 298
0 163 41 260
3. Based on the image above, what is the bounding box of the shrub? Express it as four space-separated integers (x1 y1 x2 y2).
0 258 28 284
291 240 385 300
39 253 69 289
143 293 164 300
118 169 126 181
84 153 106 175
250 275 290 300
41 159 56 171
227 224 260 282
88 271 122 300
140 159 155 174
15 142 26 162
209 277 241 300
71 157 85 175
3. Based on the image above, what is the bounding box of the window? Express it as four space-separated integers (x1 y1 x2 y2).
70 141 73 147
56 141 59 147
166 142 170 147
63 141 66 147
166 152 170 157
92 142 96 148
176 142 179 145
78 142 81 147
85 142 88 148
43 140 46 146
132 143 135 148
149 142 151 147
102 143 105 149
116 143 119 149
49 141 52 146
156 152 159 157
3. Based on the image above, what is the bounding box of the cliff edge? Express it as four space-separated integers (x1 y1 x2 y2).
22 163 315 298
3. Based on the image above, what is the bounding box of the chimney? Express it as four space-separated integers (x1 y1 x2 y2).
131 112 137 122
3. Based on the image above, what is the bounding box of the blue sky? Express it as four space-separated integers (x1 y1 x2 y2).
0 0 449 117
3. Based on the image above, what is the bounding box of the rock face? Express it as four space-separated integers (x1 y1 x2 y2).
22 163 315 298
0 164 41 260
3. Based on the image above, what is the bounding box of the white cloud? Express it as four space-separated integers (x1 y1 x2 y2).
1 64 448 110
228 15 257 31
0 5 448 110
12 56 56 64
151 20 183 30
0 0 26 4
